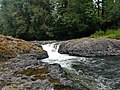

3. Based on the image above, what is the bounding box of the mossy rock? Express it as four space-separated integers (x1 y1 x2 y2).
0 35 46 59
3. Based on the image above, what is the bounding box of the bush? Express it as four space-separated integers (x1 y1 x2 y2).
90 30 105 38
90 29 120 39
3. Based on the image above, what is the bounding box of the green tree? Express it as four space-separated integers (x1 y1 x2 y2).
100 0 120 29
95 0 120 29
0 0 53 40
0 0 119 40
53 0 99 39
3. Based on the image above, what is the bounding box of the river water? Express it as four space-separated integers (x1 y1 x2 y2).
42 43 120 90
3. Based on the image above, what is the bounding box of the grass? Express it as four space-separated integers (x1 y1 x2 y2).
90 29 120 39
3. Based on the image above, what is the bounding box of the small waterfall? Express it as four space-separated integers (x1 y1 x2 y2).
42 43 78 68
41 43 119 90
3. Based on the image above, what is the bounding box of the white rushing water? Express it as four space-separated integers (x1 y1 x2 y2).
42 43 79 68
41 43 114 90
42 43 117 90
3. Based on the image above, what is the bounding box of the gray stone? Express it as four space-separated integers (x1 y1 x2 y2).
18 80 53 90
58 38 120 57
0 54 73 90
0 78 5 89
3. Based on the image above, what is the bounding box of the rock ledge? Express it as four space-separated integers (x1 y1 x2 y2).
58 38 120 57
0 35 48 59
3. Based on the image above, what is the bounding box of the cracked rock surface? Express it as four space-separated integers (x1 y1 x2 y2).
58 38 120 57
0 56 73 90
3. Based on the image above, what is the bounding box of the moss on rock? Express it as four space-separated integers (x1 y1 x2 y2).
0 35 45 59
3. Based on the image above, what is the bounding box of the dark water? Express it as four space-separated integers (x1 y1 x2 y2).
69 56 120 90
42 43 120 90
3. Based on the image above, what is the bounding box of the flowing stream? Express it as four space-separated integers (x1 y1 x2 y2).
42 43 120 90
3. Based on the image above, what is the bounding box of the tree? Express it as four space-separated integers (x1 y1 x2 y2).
0 0 53 40
52 0 99 39
100 0 120 29
94 0 120 29
0 0 119 40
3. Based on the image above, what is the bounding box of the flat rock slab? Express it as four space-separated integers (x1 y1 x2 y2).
58 38 120 57
0 55 73 90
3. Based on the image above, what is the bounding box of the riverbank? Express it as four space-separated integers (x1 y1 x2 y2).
1 35 120 90
0 55 73 90
0 35 73 90
90 29 120 39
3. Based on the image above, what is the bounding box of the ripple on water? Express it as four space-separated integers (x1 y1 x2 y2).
41 43 120 90
70 56 120 90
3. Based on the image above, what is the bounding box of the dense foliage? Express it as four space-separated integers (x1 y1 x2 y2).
0 0 120 40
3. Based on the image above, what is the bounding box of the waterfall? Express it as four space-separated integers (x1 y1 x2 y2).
41 43 119 90
42 43 78 68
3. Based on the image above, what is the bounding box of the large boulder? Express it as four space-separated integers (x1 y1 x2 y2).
0 35 48 59
58 38 120 57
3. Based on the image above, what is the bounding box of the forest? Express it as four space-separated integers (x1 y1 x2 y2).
0 0 120 40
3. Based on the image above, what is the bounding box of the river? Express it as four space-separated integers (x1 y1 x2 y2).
42 43 120 90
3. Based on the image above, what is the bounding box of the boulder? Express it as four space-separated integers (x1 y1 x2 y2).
0 35 48 59
58 38 120 57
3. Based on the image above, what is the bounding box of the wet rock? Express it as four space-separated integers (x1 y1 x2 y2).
60 78 73 87
53 85 73 90
0 78 5 89
48 63 67 79
58 38 120 57
0 35 73 89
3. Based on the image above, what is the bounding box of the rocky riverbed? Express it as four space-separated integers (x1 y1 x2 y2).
1 35 120 90
0 35 73 90
0 55 73 90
